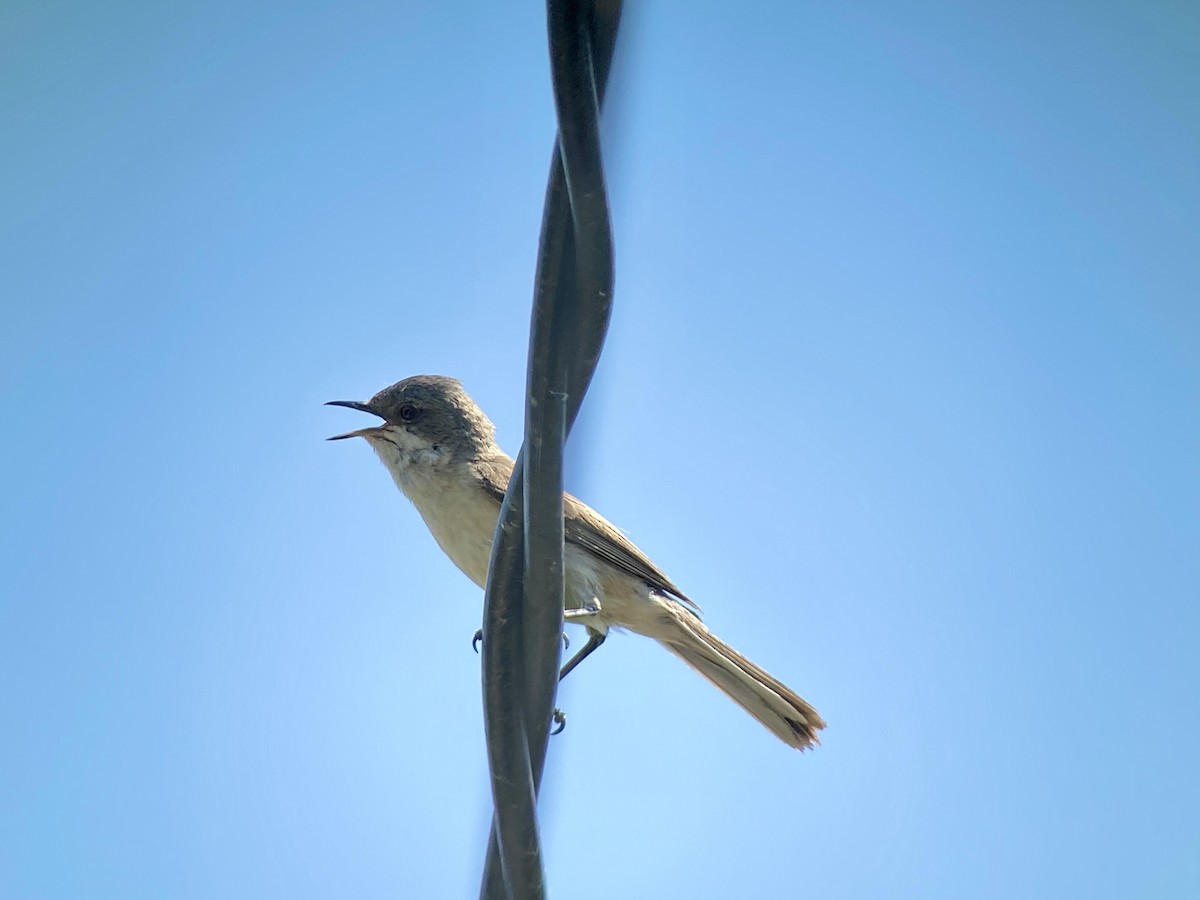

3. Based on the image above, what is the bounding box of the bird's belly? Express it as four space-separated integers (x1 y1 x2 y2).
423 510 498 589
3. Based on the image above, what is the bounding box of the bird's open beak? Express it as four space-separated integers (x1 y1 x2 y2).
325 399 384 441
326 427 384 441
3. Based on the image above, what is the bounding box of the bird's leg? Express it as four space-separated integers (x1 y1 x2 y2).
548 629 607 733
475 602 604 734
559 630 606 681
559 599 605 680
548 604 605 732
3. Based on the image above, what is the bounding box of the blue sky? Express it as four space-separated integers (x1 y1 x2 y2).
2 1 1197 897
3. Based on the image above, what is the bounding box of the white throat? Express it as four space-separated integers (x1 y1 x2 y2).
364 430 499 588
365 428 449 495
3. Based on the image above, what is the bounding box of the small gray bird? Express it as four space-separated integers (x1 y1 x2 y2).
327 375 825 750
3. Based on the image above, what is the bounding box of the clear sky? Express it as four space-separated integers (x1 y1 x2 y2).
2 2 1197 897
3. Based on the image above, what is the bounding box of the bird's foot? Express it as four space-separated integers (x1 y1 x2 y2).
563 601 602 621
472 629 570 653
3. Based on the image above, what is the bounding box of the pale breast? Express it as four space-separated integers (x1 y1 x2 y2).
403 468 501 589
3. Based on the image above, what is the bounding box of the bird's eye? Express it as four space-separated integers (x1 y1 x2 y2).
398 403 419 423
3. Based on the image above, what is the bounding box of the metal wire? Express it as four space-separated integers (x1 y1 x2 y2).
479 2 623 898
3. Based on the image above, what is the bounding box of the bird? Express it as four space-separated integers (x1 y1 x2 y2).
327 374 825 750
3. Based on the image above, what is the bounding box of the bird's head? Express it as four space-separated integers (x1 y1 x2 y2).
326 374 497 469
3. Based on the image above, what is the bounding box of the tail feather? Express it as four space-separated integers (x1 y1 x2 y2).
664 618 825 751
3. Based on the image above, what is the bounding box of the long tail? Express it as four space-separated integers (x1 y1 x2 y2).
661 613 825 751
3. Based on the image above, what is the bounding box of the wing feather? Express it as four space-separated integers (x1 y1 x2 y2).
472 455 699 613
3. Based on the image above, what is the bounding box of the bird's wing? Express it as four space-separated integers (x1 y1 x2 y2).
472 454 700 613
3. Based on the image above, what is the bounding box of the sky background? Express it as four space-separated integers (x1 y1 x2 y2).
2 1 1198 897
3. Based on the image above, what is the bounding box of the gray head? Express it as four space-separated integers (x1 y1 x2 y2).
326 375 497 465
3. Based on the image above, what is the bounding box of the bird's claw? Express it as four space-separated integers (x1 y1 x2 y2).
472 629 567 653
551 708 566 735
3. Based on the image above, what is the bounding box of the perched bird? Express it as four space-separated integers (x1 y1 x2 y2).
327 375 825 749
